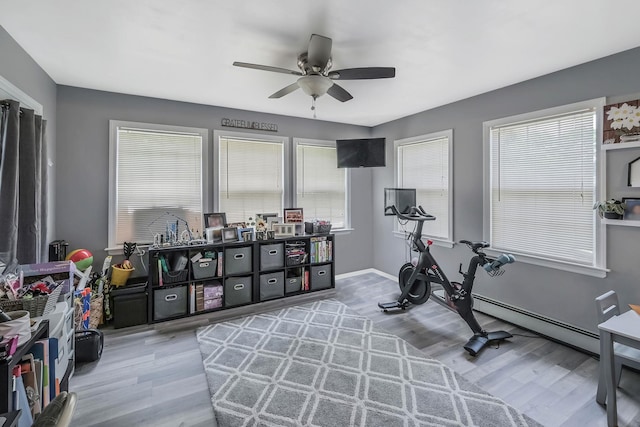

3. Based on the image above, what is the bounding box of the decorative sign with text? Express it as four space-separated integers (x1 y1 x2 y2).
221 118 278 132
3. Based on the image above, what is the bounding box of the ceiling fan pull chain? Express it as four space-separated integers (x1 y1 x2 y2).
311 96 317 119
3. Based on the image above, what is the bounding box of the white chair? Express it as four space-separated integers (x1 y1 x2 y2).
595 290 640 405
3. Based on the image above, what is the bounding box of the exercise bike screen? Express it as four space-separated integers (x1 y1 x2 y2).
384 188 416 216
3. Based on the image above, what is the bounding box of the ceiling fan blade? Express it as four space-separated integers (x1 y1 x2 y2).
327 83 353 102
307 34 332 70
328 67 396 80
269 82 300 99
233 62 302 76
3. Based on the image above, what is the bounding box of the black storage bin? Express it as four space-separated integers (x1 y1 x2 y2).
259 271 284 301
111 282 148 329
75 329 104 363
224 276 252 307
154 285 188 320
224 246 252 275
310 264 332 290
260 243 284 270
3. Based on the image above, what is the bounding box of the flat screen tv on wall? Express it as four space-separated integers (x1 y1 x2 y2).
336 138 386 168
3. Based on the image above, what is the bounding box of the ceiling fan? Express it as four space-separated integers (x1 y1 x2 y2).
233 34 395 113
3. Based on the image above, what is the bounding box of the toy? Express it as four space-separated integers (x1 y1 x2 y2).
66 249 93 271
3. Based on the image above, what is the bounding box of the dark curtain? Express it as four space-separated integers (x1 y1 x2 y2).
0 100 48 273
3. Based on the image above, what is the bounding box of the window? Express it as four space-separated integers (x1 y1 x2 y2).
294 139 348 229
484 98 605 275
215 131 287 223
108 121 209 248
395 130 453 242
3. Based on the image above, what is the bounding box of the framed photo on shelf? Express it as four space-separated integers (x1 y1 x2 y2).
204 212 227 228
273 223 295 238
237 227 254 242
622 198 640 220
205 227 223 244
283 208 304 224
227 221 246 229
221 227 239 243
267 216 282 230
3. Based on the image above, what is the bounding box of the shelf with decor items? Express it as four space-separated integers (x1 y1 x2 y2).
147 234 334 324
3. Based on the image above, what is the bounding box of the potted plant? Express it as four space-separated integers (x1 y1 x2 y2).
593 199 626 219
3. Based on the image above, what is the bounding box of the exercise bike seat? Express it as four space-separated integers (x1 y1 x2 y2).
459 240 489 251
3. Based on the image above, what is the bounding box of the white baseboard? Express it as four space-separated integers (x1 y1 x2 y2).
344 269 600 355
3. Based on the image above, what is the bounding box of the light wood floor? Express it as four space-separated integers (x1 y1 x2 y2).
70 272 640 427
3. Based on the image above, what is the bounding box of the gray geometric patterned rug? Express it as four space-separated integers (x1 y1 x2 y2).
196 299 543 427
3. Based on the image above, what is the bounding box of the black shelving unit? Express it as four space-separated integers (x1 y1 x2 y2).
0 321 49 414
147 234 335 324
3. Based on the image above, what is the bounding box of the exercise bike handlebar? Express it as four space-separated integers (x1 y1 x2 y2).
386 205 436 222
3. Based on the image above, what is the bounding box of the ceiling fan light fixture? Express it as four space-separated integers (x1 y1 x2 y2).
297 75 333 98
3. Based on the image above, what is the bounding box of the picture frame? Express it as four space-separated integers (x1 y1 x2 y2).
204 212 227 228
267 216 282 230
227 221 246 229
283 208 304 224
221 227 239 243
622 198 640 220
237 227 254 242
273 223 295 238
205 227 223 244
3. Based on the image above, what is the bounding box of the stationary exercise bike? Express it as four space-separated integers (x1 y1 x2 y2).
378 202 515 356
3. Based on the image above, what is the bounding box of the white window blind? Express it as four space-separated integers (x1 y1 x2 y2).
296 143 346 228
219 137 283 223
397 135 450 240
489 109 596 265
113 127 203 246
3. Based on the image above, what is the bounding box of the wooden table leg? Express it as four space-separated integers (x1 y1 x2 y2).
601 330 617 426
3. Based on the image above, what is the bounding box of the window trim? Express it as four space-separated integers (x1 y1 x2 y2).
108 120 210 250
393 129 454 247
213 129 290 215
482 97 607 277
292 138 351 230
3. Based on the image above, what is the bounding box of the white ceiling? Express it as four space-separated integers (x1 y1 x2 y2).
2 1 640 127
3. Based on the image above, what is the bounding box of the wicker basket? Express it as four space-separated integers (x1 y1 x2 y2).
89 295 104 329
0 286 62 318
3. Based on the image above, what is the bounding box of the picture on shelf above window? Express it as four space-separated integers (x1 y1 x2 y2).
283 208 304 224
204 212 227 228
622 198 640 220
604 99 640 145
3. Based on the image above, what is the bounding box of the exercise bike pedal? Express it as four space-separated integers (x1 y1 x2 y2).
378 301 407 311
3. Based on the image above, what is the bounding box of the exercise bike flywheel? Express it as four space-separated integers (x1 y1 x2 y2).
398 262 431 305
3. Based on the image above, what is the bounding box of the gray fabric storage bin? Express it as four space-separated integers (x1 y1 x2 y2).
192 258 218 279
224 246 252 275
285 275 302 294
154 285 187 320
260 243 284 270
259 271 284 301
224 276 253 307
310 264 332 290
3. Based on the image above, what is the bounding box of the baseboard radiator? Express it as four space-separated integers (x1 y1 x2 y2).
471 293 600 355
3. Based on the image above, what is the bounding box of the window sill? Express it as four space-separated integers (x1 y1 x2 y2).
483 248 608 278
331 228 353 235
392 231 454 248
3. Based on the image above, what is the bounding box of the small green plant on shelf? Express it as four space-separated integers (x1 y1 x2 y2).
593 199 625 219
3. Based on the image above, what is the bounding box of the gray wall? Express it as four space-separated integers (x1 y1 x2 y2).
55 86 372 274
0 25 57 246
371 47 640 335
